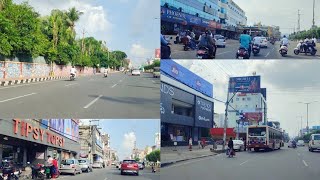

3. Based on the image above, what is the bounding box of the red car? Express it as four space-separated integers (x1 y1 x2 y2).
120 160 139 176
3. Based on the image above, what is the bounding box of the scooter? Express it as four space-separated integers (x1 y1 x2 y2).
70 73 75 81
252 44 260 56
31 164 45 180
279 44 288 57
196 46 212 59
236 47 250 59
103 72 108 78
294 43 317 56
151 167 156 173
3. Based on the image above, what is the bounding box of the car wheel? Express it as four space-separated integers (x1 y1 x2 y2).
120 171 124 175
136 172 139 176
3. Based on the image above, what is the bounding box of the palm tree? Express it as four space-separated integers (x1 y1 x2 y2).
66 7 83 40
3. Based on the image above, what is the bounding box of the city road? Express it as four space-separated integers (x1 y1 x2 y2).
0 72 160 118
161 145 320 180
170 40 320 59
59 166 160 180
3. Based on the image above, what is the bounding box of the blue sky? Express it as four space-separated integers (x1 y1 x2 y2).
81 119 160 161
14 0 160 67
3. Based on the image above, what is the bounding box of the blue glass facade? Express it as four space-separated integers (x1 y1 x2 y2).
161 0 220 22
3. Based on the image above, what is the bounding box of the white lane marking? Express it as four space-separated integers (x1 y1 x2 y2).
111 84 118 88
217 51 232 55
65 83 78 87
265 52 270 57
84 95 103 109
240 160 249 166
302 160 308 167
0 93 37 103
152 80 156 83
103 178 108 180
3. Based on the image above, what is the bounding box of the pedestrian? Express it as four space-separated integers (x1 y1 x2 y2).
227 137 234 157
189 137 193 151
52 157 58 179
244 139 247 151
201 138 206 149
198 140 201 149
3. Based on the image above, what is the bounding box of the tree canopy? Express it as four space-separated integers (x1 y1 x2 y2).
289 27 320 40
0 1 127 68
146 150 160 162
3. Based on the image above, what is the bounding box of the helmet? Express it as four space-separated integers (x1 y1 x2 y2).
283 35 286 38
205 30 211 35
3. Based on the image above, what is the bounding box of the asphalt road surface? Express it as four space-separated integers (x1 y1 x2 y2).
161 145 320 180
0 72 160 118
170 40 320 59
59 166 160 180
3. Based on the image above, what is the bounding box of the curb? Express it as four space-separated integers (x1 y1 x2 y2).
161 153 217 168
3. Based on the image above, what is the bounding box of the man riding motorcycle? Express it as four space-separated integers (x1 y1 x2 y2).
280 35 289 47
198 30 216 58
239 30 252 57
70 66 77 78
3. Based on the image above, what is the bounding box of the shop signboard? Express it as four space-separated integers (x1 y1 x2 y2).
161 7 202 26
195 96 214 128
161 60 213 97
229 76 261 93
49 119 64 134
64 119 72 140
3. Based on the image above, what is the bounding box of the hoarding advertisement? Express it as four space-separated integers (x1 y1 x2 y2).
229 76 261 93
195 96 214 128
243 112 263 122
96 132 102 148
49 119 64 134
161 60 213 97
155 49 160 59
71 120 79 141
64 119 72 140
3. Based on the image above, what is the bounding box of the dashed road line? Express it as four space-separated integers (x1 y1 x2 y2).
84 95 103 109
111 84 118 88
65 83 78 87
0 93 37 103
302 160 308 167
240 160 249 166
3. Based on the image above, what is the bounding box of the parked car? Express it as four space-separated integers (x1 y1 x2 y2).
297 140 305 146
309 134 320 152
78 159 92 173
120 160 139 176
233 140 244 151
153 67 160 78
214 35 226 48
60 159 82 175
92 162 103 168
131 69 141 76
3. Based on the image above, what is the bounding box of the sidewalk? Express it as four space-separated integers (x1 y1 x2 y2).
161 145 224 167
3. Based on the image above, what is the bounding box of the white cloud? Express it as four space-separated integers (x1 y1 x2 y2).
122 132 136 152
130 43 150 58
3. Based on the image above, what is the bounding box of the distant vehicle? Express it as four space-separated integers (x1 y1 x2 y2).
247 125 283 152
137 162 144 170
117 161 122 170
233 140 244 151
120 160 139 176
214 35 226 48
260 37 268 48
132 69 141 76
111 162 116 166
153 67 160 78
288 140 294 148
297 140 305 146
78 159 92 173
92 162 103 168
200 137 215 145
309 134 320 152
60 159 82 175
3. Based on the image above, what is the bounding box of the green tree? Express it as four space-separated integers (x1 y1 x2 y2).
146 150 160 162
134 157 140 162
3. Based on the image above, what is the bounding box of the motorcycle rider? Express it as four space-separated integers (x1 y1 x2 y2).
198 30 216 58
292 140 297 148
303 37 316 54
280 35 289 47
70 66 77 78
239 30 252 57
161 33 171 59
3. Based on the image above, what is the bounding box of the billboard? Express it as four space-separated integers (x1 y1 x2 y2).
161 60 213 97
96 131 102 148
155 49 160 59
64 119 72 140
243 112 263 122
229 76 261 93
50 119 64 134
71 120 79 141
195 96 214 128
261 88 267 100
312 126 320 130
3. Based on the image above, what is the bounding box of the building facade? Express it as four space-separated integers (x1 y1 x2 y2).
101 133 111 166
161 60 214 146
79 125 103 164
0 119 80 167
226 0 247 27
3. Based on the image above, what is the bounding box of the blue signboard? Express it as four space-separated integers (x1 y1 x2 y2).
229 76 261 93
312 126 320 130
161 60 213 97
41 119 49 129
161 7 202 26
195 96 214 128
261 88 267 100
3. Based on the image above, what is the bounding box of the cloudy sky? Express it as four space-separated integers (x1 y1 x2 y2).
175 60 320 138
14 0 160 67
80 119 160 161
233 0 319 34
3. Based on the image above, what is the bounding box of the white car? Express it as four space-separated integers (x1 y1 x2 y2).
132 69 141 76
233 140 244 151
214 35 226 48
92 162 103 168
260 37 268 48
309 134 320 152
297 140 305 146
288 140 294 148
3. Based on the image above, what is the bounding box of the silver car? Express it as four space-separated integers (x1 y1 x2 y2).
60 159 82 175
78 159 92 173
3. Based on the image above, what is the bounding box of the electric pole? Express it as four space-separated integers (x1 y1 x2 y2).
312 0 315 28
297 10 301 32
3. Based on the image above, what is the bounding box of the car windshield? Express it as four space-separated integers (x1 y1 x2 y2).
62 160 75 165
248 127 267 136
123 160 136 164
314 135 320 140
133 70 139 72
233 140 243 144
78 160 87 163
298 140 304 143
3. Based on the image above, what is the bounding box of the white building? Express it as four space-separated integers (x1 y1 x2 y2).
228 93 267 132
214 113 225 127
155 133 160 149
226 0 247 27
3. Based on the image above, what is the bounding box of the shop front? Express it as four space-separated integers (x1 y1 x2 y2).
0 119 80 167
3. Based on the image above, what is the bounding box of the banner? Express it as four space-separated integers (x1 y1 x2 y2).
229 76 261 93
64 119 72 140
71 120 79 141
243 112 263 122
50 119 64 134
155 49 161 59
161 60 213 97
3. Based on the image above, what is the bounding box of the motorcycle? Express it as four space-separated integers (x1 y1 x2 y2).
151 166 156 173
236 47 250 59
70 73 75 81
31 164 45 180
294 43 317 56
103 72 108 78
279 44 288 57
293 144 297 149
252 44 260 56
196 46 212 59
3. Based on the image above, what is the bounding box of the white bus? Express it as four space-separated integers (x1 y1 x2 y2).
247 125 284 152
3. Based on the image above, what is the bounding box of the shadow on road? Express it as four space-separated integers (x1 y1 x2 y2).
88 95 159 105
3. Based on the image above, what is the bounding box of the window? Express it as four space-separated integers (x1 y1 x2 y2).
171 99 194 117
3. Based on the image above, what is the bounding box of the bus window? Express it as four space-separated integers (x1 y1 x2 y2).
248 127 266 136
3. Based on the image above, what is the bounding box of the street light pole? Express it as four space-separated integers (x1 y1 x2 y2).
298 101 317 134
